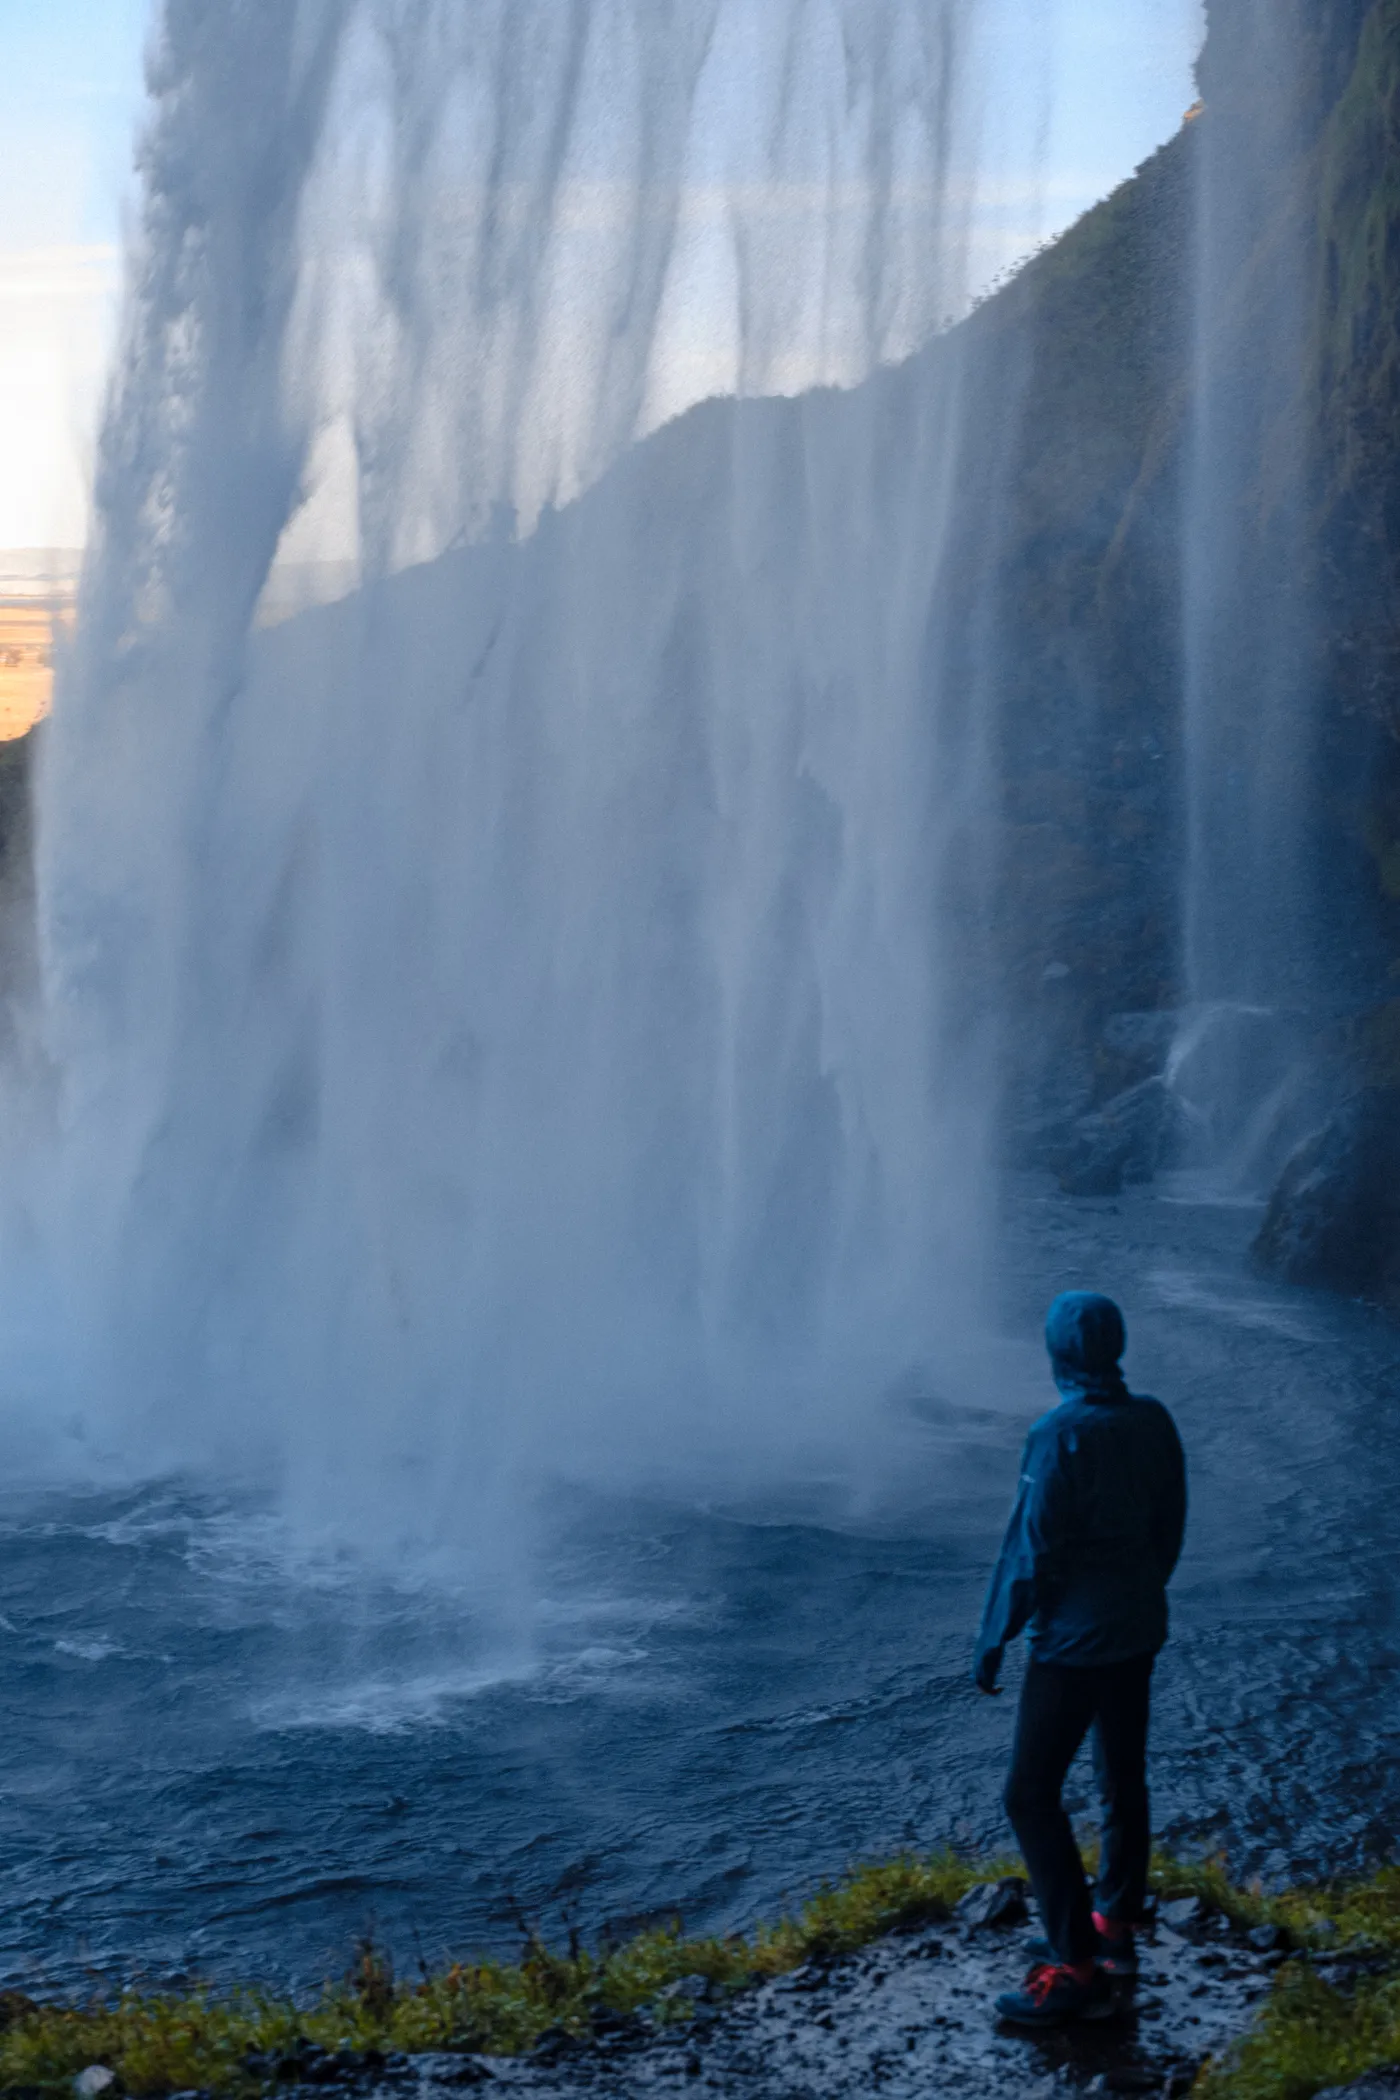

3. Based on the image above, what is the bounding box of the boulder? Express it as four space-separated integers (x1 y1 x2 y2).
656 1973 714 2006
1159 1894 1210 1931
407 2057 493 2087
1098 1010 1180 1094
1252 1088 1400 1302
1052 1077 1184 1197
955 1876 1029 1929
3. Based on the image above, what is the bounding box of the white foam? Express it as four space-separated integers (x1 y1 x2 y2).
54 1636 123 1662
251 1661 536 1735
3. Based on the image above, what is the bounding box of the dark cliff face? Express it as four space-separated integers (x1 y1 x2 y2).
1316 2 1400 876
1198 0 1371 133
955 0 1400 1192
967 137 1194 1151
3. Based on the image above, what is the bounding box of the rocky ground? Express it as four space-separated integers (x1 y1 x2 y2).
244 1887 1333 2100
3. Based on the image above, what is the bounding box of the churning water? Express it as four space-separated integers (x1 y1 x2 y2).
3 1181 1400 1994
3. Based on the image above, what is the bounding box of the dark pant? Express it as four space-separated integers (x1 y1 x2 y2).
1003 1651 1155 1966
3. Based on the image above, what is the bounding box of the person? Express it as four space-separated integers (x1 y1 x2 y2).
973 1290 1187 2028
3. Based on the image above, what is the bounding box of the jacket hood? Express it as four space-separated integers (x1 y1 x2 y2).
1045 1290 1128 1401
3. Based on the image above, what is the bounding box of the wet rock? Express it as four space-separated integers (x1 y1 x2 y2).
243 2041 344 2087
531 2029 585 2064
905 1928 946 1958
253 2044 383 2088
1316 1944 1395 1993
1315 2076 1400 2100
1098 1011 1180 1095
1053 1078 1183 1196
406 2056 493 2086
655 1973 713 2005
1158 1895 1209 1930
777 1962 831 1992
956 1876 1030 1928
589 2006 643 2039
1247 1923 1289 1953
73 2073 117 2100
1162 2071 1202 2100
1253 1089 1400 1302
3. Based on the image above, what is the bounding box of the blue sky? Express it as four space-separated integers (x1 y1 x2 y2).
2 0 149 247
0 0 148 549
0 0 1203 553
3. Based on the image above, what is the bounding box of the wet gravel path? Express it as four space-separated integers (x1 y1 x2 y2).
291 1901 1317 2100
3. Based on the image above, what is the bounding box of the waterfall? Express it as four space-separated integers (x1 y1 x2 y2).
17 0 1193 1561
1175 0 1325 1169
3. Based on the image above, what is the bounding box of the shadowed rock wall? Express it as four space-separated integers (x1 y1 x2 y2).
957 0 1400 1255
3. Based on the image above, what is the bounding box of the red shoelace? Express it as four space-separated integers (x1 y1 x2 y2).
1025 1962 1075 2003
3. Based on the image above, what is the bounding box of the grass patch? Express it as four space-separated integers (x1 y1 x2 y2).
0 1851 1003 2095
1199 1964 1400 2100
1179 1861 1400 2100
1157 1854 1400 1953
11 1852 1400 2099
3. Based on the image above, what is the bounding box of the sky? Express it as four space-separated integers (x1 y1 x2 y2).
0 0 1204 556
0 0 148 552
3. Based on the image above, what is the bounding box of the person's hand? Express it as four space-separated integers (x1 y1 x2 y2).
973 1647 1003 1696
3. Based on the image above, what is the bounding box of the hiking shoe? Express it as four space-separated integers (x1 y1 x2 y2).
1023 1927 1138 1977
995 1961 1116 2029
1090 1912 1140 1978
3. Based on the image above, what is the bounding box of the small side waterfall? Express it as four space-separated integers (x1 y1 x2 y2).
1176 1 1331 1177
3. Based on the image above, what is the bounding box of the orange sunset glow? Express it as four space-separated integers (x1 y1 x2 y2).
0 597 67 740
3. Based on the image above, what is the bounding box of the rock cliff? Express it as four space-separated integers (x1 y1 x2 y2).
947 0 1400 1287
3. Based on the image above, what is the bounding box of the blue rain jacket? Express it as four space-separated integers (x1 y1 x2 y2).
973 1293 1186 1686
